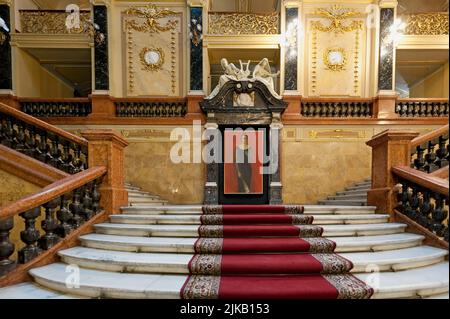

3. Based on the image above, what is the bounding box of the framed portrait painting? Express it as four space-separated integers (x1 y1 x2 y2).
223 129 265 195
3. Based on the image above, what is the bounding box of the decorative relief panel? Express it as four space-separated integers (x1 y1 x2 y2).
403 13 449 35
123 5 183 97
307 5 365 97
208 12 279 35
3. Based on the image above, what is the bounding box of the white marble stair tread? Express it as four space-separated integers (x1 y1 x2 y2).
127 192 161 199
29 262 449 299
79 234 197 253
79 233 424 254
331 233 424 252
341 246 448 272
120 205 378 216
59 246 447 275
30 263 186 299
355 262 449 299
0 282 84 299
109 214 389 225
59 247 192 273
93 223 406 237
425 293 449 299
336 190 368 196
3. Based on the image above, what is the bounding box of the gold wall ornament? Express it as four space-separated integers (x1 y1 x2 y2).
0 32 6 45
403 13 449 35
323 47 347 72
20 10 91 34
208 12 279 35
311 5 363 34
140 47 165 72
124 4 180 33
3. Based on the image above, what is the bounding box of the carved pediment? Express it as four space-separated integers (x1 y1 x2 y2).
200 80 288 115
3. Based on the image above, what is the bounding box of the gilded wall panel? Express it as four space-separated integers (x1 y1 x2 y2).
122 5 183 97
306 5 367 97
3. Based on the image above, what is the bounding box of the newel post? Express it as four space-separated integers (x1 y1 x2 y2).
366 130 419 216
81 129 129 214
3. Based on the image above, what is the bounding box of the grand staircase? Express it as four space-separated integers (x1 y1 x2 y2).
0 183 448 299
318 179 371 206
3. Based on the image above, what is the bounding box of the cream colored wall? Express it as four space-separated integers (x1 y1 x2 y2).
282 124 443 204
15 49 74 98
0 169 41 260
410 62 449 98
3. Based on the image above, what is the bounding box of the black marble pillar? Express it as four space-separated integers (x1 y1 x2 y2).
284 7 298 91
378 7 395 91
93 5 109 91
190 7 203 91
0 4 12 90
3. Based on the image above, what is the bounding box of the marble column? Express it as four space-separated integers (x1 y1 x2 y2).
204 122 219 205
0 2 12 92
269 120 283 205
93 5 109 91
284 7 299 92
378 7 395 91
189 6 203 92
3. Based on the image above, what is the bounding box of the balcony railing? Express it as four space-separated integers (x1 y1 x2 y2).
208 12 279 35
19 10 91 34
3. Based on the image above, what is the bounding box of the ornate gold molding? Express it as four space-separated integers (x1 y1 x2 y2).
403 13 449 35
323 47 347 72
124 5 180 33
311 5 363 34
140 47 165 72
309 129 366 139
208 12 279 35
20 10 91 34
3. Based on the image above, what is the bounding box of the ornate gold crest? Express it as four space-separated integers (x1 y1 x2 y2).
124 4 180 33
311 5 362 34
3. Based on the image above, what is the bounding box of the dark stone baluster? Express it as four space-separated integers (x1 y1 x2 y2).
2 117 14 147
14 121 26 152
57 194 74 238
36 132 48 163
418 189 432 228
0 217 15 276
436 135 449 168
48 137 62 169
60 143 74 174
408 185 420 220
91 179 102 214
413 145 426 171
82 184 94 221
431 193 448 237
424 139 438 173
70 188 84 228
39 199 61 250
24 126 37 158
18 207 42 263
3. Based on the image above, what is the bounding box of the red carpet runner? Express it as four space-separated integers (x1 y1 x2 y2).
181 205 373 299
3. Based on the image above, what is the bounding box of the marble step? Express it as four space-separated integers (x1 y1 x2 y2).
127 191 161 200
29 262 449 299
120 205 378 216
328 194 367 201
110 214 390 225
128 197 168 204
354 182 372 187
425 293 449 299
0 282 82 299
125 186 142 192
355 262 449 299
346 186 371 191
79 233 424 253
58 246 448 275
341 246 448 272
318 200 367 206
93 223 406 238
336 190 368 196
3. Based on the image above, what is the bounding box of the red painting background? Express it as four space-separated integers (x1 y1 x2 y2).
224 130 264 195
